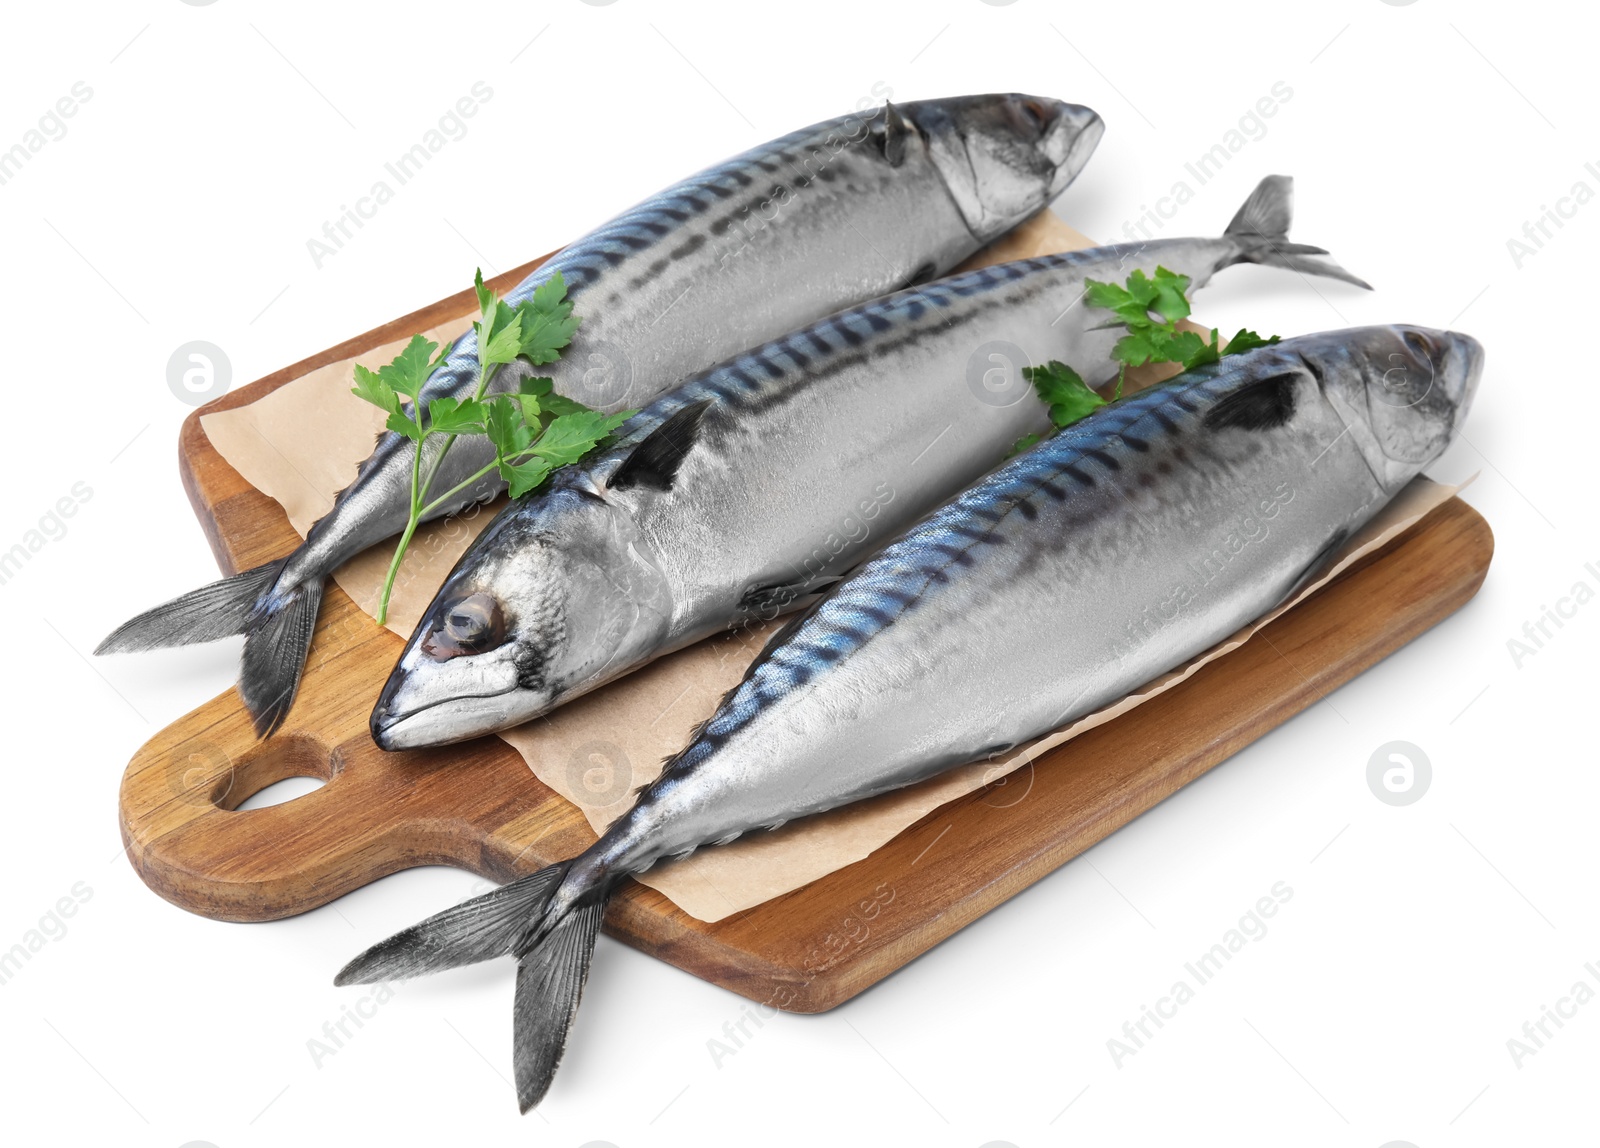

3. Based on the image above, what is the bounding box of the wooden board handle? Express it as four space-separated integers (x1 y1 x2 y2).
118 586 595 922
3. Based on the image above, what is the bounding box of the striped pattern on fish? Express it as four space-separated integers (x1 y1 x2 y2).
98 94 1105 736
371 175 1371 749
612 328 1483 862
337 323 1482 1113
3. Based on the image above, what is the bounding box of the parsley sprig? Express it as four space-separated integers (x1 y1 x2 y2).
352 270 633 623
1011 265 1280 454
1084 266 1279 382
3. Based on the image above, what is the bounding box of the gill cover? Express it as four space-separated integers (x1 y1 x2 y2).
910 94 1104 242
1316 326 1484 491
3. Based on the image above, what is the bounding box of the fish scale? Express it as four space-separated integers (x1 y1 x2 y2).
671 377 1215 769
337 324 1483 1117
594 328 1482 874
101 94 1105 736
401 113 957 418
616 253 1106 432
372 175 1374 752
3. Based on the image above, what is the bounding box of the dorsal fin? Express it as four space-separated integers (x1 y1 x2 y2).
608 399 713 492
1204 372 1299 432
874 102 911 168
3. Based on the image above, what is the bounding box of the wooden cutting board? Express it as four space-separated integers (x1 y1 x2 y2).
118 255 1494 1013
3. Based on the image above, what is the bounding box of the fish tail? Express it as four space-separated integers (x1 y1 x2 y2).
96 555 326 737
336 860 608 1113
336 863 573 984
238 573 325 738
95 559 286 655
1222 174 1372 290
511 895 608 1111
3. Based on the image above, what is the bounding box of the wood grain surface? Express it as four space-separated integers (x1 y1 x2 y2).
119 254 1494 1013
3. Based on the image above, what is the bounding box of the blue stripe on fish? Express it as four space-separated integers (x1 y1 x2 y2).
676 367 1244 754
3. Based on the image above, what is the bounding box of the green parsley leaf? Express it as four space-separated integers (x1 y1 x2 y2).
529 271 570 316
385 410 423 441
1146 267 1192 325
1009 432 1046 457
500 456 553 499
485 393 534 460
1220 328 1281 358
1112 330 1164 368
514 273 581 366
530 410 633 467
517 305 580 366
1162 329 1212 369
1023 360 1108 430
512 375 585 425
537 391 590 418
380 334 448 400
473 267 494 321
351 363 400 416
426 396 487 436
477 301 525 368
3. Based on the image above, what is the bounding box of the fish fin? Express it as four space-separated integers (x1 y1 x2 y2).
94 559 285 654
1222 175 1373 290
1204 372 1300 432
238 574 325 738
335 862 571 985
512 896 608 1113
873 101 911 168
608 399 713 492
738 575 842 618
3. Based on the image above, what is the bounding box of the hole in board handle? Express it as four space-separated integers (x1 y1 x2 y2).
234 775 328 811
213 734 340 812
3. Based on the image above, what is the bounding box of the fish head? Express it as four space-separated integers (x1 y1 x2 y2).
370 480 671 750
907 94 1103 242
1314 325 1484 491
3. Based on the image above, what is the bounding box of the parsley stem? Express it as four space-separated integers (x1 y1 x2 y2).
375 514 418 626
374 406 427 625
415 435 562 520
374 359 505 623
416 362 498 507
418 461 499 520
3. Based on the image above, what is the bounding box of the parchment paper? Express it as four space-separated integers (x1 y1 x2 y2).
201 212 1465 922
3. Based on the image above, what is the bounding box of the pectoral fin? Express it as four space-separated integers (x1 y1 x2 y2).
608 399 713 492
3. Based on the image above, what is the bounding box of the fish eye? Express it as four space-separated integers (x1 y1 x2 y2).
423 592 506 659
1402 330 1436 362
1009 98 1049 137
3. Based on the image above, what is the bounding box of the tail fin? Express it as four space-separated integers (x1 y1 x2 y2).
97 556 323 738
95 559 284 655
238 575 324 738
512 898 607 1112
336 861 608 1113
336 864 571 984
1223 175 1372 290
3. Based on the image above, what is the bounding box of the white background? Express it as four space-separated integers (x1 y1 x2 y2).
1 1 1594 1145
